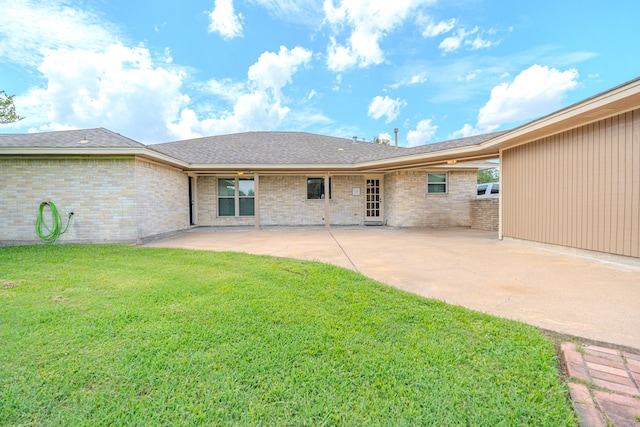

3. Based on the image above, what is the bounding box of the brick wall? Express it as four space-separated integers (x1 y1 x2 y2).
385 170 477 227
196 176 255 226
1 156 138 244
0 156 191 245
135 159 190 239
196 175 365 226
470 198 499 231
2 157 483 244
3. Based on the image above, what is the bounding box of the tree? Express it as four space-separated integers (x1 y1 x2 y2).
372 136 390 145
0 90 24 124
477 167 499 184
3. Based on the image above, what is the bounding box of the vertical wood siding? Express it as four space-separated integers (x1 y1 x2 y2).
502 108 640 258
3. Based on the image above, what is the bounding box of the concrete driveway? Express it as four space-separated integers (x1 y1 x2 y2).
144 227 640 350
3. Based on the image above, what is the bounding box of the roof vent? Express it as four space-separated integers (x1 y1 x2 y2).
352 136 357 143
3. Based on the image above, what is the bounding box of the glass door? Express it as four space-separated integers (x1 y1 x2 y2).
365 177 383 221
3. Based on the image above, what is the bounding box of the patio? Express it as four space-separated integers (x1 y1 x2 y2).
144 226 640 350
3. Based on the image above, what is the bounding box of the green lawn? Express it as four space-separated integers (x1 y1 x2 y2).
0 245 577 426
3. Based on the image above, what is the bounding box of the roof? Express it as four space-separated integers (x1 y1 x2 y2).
401 132 506 155
0 127 145 148
0 127 503 166
2 75 637 171
147 132 402 164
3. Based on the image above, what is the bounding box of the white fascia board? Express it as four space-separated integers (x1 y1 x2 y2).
353 144 494 169
0 147 189 168
186 163 357 172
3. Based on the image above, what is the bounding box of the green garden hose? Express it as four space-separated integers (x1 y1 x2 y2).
36 202 73 243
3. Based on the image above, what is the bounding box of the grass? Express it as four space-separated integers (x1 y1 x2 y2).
0 245 577 426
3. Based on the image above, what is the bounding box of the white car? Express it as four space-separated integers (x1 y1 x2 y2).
477 182 499 197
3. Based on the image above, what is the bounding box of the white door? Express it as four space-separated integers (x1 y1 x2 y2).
365 177 383 222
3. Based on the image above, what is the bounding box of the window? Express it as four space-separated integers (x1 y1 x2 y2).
218 177 254 216
307 177 332 199
427 173 447 194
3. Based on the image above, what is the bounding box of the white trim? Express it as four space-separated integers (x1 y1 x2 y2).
426 172 448 195
216 176 255 218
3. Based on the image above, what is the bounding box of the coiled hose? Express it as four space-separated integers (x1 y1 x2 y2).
36 202 73 243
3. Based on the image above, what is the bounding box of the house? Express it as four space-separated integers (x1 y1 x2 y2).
1 77 639 260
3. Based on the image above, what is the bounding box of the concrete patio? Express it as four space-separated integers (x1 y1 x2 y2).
144 227 640 350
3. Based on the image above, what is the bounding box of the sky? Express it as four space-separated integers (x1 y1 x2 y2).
1 0 639 147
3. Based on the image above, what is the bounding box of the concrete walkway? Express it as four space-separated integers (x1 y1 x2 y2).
145 226 640 350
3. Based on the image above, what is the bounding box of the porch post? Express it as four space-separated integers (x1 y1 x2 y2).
498 149 503 240
324 172 330 229
254 173 260 230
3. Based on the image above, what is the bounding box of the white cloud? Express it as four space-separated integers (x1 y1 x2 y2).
168 92 290 139
439 26 499 53
18 44 189 142
247 46 313 101
326 37 358 72
208 0 244 39
388 72 427 89
378 132 392 142
418 15 456 37
323 0 433 72
449 123 478 139
451 64 579 138
202 78 246 102
169 46 314 139
407 119 438 147
250 0 325 26
439 28 472 53
467 35 493 50
0 0 119 66
14 40 313 142
2 1 320 142
367 96 406 123
458 70 482 82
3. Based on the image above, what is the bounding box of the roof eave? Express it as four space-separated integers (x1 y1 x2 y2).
485 76 640 151
0 147 189 168
185 163 359 174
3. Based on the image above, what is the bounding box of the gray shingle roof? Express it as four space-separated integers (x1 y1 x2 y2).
401 131 507 156
147 131 503 165
0 128 145 148
148 132 403 164
0 128 503 166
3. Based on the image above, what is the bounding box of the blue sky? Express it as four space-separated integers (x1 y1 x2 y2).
1 0 638 146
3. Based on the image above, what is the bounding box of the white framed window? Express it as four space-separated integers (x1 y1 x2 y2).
218 177 255 216
427 173 447 194
307 177 332 199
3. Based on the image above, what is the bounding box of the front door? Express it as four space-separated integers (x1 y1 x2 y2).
365 176 383 223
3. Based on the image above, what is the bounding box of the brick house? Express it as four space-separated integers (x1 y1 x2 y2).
1 76 639 259
0 129 498 245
